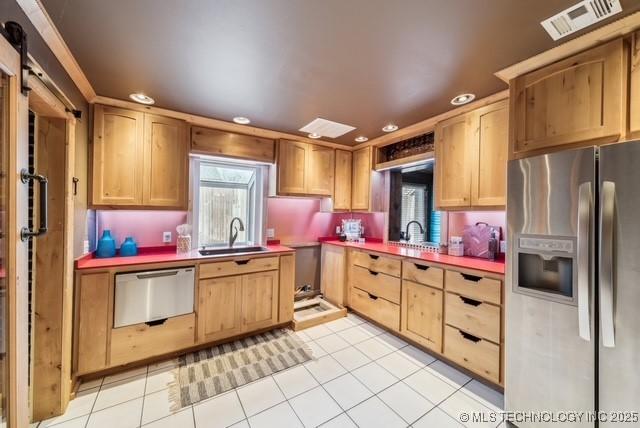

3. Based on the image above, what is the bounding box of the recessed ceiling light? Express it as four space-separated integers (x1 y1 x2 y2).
308 133 322 139
233 116 251 125
382 124 398 133
451 93 476 106
355 136 368 143
129 93 155 105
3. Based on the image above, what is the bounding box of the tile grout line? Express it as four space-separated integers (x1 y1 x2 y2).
269 373 306 427
138 365 149 427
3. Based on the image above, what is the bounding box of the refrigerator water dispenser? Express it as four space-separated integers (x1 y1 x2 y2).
513 235 577 305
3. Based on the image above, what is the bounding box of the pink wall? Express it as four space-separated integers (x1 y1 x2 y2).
447 211 506 241
97 210 188 247
265 198 385 245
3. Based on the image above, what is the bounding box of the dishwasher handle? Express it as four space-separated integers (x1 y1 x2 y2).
136 270 179 280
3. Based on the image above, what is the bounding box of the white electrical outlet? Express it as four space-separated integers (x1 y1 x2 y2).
163 231 172 243
266 228 275 238
500 240 507 253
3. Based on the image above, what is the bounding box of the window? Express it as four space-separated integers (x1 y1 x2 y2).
192 159 265 247
400 183 442 244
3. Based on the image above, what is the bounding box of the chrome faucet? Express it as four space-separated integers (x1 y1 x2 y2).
403 220 425 243
229 217 245 248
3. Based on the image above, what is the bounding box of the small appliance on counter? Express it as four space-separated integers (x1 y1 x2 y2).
462 222 501 259
448 236 464 256
96 229 116 258
176 224 192 254
119 237 138 257
341 218 362 242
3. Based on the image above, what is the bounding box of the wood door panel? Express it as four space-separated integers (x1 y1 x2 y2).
444 325 500 384
333 150 352 210
306 144 334 196
321 245 346 307
277 140 307 194
630 31 640 138
191 126 275 162
351 147 371 210
92 105 143 205
76 272 110 375
401 280 443 352
435 114 472 208
143 114 188 208
199 276 243 342
242 270 279 331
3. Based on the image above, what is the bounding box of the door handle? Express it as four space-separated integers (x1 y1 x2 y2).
20 169 48 241
414 263 430 271
461 273 482 282
459 295 482 307
600 181 616 348
136 271 179 280
368 254 379 260
235 259 250 265
459 330 481 343
368 269 379 276
577 182 592 341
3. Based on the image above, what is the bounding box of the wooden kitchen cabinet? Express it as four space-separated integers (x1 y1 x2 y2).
510 38 626 157
75 272 111 375
242 270 279 331
401 279 443 353
630 31 640 139
199 275 243 343
91 105 144 206
143 114 188 208
191 126 276 163
351 146 386 211
320 244 347 306
332 149 352 210
435 100 508 209
277 139 335 196
91 105 188 209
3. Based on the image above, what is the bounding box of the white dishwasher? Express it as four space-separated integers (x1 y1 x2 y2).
114 266 195 328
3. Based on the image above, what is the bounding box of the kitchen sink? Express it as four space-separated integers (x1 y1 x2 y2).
198 246 269 256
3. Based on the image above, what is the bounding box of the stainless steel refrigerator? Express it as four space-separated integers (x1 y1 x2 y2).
506 141 640 428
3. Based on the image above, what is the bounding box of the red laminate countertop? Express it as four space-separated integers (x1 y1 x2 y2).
321 239 505 275
75 244 295 270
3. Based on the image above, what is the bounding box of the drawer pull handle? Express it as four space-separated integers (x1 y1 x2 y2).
368 254 380 260
235 260 250 265
145 318 168 327
367 292 379 300
460 296 482 307
368 269 379 276
414 264 430 271
460 330 481 343
461 273 482 282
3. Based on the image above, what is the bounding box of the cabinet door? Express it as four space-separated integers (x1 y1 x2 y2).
321 244 346 306
512 38 625 156
198 276 243 343
91 105 144 206
401 280 443 352
471 101 508 207
242 270 279 331
277 140 308 194
351 147 372 210
75 272 110 375
435 114 473 208
143 114 188 208
630 31 640 138
306 144 335 196
333 150 352 210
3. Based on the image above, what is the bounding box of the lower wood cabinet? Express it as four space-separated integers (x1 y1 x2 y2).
320 244 347 306
75 272 110 375
241 270 279 331
401 280 443 353
444 325 500 384
199 275 243 342
349 287 400 331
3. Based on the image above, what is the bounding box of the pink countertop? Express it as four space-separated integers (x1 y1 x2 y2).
321 239 505 275
75 244 295 270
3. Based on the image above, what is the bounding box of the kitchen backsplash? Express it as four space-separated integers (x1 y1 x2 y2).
96 210 188 248
447 211 506 242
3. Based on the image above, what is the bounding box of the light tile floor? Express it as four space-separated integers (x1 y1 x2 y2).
34 312 505 428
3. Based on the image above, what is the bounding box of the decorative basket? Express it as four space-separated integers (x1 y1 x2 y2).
177 235 192 254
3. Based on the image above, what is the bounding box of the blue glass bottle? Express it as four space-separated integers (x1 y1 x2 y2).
119 236 138 257
96 230 116 258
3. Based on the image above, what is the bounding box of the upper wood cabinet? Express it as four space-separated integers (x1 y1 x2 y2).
191 126 275 163
91 105 188 209
333 149 352 210
351 146 385 211
435 100 508 210
276 139 334 197
630 31 640 139
143 114 188 208
92 105 144 206
510 38 626 157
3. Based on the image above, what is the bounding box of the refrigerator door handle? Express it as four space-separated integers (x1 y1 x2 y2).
600 181 616 348
577 182 592 341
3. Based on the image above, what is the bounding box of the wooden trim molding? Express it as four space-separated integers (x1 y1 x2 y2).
495 11 640 82
15 0 97 101
354 90 509 150
92 96 348 150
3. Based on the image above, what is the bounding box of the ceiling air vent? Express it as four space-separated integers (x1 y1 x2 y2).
299 118 356 139
541 0 622 41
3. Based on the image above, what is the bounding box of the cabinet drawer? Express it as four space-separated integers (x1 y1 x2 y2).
444 325 500 384
445 292 500 343
445 270 501 305
350 287 400 331
110 313 195 366
352 265 401 304
402 260 444 289
352 251 401 277
199 256 279 279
